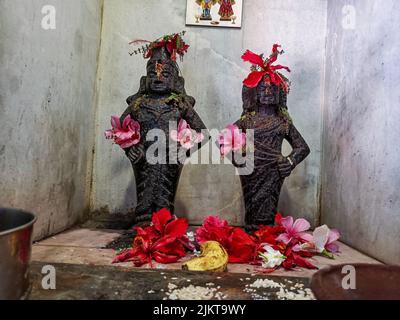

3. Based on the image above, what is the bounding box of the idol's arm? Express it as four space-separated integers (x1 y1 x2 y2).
183 100 207 133
181 97 209 154
285 123 310 168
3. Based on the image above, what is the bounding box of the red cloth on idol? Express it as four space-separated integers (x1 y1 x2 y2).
218 0 234 18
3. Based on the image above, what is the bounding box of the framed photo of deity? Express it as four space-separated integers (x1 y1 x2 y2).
186 0 243 28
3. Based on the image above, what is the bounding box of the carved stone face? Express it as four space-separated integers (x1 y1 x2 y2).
146 62 176 94
256 79 280 106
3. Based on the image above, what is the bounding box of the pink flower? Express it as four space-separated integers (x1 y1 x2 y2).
218 124 246 157
293 225 340 258
325 228 340 253
105 115 140 148
276 216 311 245
170 119 204 149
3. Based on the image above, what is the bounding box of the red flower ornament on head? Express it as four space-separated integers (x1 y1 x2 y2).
241 44 291 92
129 31 189 62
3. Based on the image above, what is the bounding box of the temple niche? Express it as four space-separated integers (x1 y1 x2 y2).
0 0 399 302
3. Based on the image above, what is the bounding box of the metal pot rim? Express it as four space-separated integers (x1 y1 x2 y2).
0 208 37 237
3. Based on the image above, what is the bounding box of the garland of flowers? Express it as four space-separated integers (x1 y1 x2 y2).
131 93 186 112
113 210 341 273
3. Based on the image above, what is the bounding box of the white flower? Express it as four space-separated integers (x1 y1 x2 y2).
259 245 286 269
186 231 195 242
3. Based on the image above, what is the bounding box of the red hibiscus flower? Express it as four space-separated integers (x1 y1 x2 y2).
196 216 258 264
241 44 291 92
253 213 286 245
196 216 232 249
113 208 191 267
226 228 259 264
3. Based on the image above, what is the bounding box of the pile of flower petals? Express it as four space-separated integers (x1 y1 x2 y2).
113 210 341 273
195 213 341 272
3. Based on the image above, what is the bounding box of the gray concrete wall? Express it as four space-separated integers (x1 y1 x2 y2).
0 0 102 239
92 0 327 225
322 0 400 263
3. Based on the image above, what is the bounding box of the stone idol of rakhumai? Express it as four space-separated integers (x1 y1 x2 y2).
222 44 310 231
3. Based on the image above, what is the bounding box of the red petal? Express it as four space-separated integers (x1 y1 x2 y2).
227 228 257 263
268 44 281 64
270 65 291 73
195 216 232 247
152 236 177 251
204 215 229 229
275 213 283 225
135 226 157 239
282 258 295 270
113 245 147 264
164 218 188 238
298 250 315 258
112 249 135 263
195 226 209 244
132 253 151 267
293 254 318 270
166 41 174 54
159 240 187 258
268 72 279 87
152 208 173 233
153 251 180 264
142 226 160 241
241 50 265 67
243 71 265 88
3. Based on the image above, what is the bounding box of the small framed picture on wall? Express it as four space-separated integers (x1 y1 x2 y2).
186 0 243 28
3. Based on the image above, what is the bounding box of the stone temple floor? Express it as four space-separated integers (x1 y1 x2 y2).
29 227 381 300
